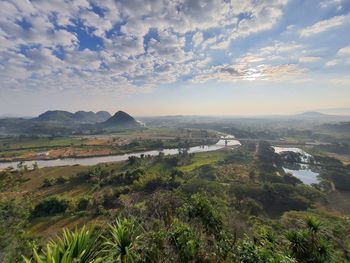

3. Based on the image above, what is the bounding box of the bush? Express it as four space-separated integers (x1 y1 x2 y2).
42 176 68 187
237 239 295 263
31 197 69 217
76 197 90 211
180 193 223 236
42 177 55 187
197 164 217 181
170 218 200 262
133 173 172 193
56 176 68 184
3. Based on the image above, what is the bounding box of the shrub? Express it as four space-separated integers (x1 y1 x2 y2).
76 197 90 211
170 218 200 262
237 239 295 263
180 193 223 236
42 178 55 188
197 164 217 181
31 197 69 218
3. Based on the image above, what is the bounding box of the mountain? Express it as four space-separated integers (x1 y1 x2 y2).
294 111 328 118
74 111 111 123
96 111 111 121
0 110 137 135
101 111 140 128
290 111 350 123
36 110 75 122
74 111 99 123
36 110 111 123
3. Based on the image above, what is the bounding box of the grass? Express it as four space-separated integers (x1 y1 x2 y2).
178 150 228 172
27 214 105 240
31 182 91 203
0 136 86 151
21 166 89 191
324 190 350 214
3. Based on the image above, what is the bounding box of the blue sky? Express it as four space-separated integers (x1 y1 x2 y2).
0 0 349 116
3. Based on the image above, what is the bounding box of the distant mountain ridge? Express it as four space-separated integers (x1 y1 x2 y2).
33 110 140 131
0 110 141 135
294 111 328 118
36 110 111 123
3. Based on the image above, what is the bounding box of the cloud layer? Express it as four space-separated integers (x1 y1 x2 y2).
0 0 349 95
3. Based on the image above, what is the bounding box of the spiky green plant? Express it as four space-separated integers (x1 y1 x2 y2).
23 226 102 263
103 218 142 263
305 216 322 233
286 217 333 263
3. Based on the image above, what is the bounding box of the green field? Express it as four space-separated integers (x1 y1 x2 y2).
0 136 86 150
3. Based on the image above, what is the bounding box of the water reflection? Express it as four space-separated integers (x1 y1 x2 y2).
273 146 320 185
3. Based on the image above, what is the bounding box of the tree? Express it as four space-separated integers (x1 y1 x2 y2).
181 194 223 236
32 162 39 170
128 156 139 166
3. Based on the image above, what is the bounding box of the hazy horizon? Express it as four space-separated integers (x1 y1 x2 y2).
2 107 350 119
0 0 349 116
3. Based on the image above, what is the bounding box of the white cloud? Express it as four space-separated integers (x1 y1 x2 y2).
300 14 349 37
325 59 340 67
320 0 343 11
298 56 321 63
192 63 304 83
324 45 350 67
337 45 350 56
192 32 203 47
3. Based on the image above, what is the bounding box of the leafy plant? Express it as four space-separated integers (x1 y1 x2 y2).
102 218 142 263
23 226 101 263
286 216 333 263
170 218 200 262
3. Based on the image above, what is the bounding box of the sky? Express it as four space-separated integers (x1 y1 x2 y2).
0 0 350 116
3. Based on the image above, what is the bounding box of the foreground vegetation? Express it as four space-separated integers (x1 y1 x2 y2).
1 136 350 261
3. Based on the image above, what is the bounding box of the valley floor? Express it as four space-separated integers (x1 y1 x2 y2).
1 137 350 261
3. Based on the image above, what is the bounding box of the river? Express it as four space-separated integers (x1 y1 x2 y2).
0 135 241 170
0 138 321 186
